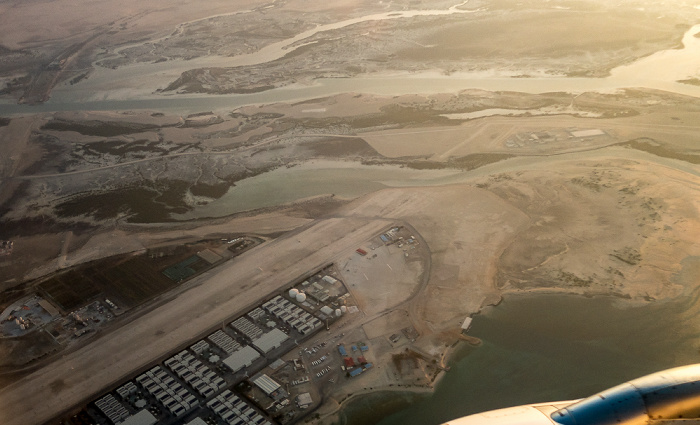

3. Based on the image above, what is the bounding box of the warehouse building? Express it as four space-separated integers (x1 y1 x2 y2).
208 330 241 354
262 295 322 335
252 374 281 397
231 316 264 340
322 275 338 285
296 393 313 409
164 350 226 398
95 394 130 424
185 418 208 425
207 389 270 425
135 365 198 417
196 249 222 264
252 328 289 353
223 345 261 373
121 410 158 425
190 340 210 355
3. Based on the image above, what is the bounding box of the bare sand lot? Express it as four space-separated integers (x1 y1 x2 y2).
341 241 424 317
362 310 413 341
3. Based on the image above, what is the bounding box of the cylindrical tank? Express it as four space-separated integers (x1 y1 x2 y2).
340 305 348 313
335 309 342 317
296 292 307 302
289 288 300 298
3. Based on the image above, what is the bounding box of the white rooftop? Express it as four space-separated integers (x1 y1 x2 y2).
223 346 260 372
570 129 605 138
253 374 281 395
120 410 157 425
461 317 473 330
297 392 313 407
253 328 289 353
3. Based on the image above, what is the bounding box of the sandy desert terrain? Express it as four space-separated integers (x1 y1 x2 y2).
1 0 700 424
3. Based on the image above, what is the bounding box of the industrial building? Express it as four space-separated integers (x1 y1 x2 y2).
223 345 261 373
461 317 473 332
206 389 270 425
196 249 223 264
135 365 199 417
349 368 363 377
95 392 158 425
38 298 60 317
185 417 208 425
570 129 606 138
208 330 242 354
190 340 210 355
322 275 338 285
164 350 226 398
231 316 264 340
116 381 138 399
248 307 265 321
252 328 289 353
95 394 130 424
262 295 322 335
296 393 313 409
252 374 282 397
120 410 158 425
269 358 286 370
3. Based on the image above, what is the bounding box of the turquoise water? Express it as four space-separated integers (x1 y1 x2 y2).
341 292 700 425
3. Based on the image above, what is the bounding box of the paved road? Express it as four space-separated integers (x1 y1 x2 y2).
0 215 392 425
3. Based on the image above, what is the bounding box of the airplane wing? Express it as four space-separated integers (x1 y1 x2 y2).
444 364 700 425
444 401 579 425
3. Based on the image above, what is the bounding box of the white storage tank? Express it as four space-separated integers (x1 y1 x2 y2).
289 288 300 298
335 309 342 317
340 305 348 313
296 292 307 303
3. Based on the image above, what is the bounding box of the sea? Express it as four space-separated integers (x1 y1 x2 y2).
338 290 700 425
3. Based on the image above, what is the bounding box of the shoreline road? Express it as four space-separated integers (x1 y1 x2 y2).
0 215 393 425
